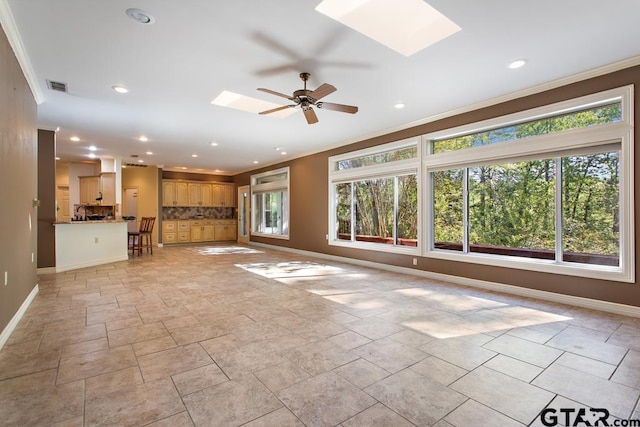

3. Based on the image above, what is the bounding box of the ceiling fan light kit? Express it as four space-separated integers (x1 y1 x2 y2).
258 72 358 124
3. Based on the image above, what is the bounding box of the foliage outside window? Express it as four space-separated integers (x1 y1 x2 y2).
426 86 633 282
251 167 289 239
330 138 420 253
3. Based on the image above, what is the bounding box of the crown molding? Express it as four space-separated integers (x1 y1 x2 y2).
0 0 44 104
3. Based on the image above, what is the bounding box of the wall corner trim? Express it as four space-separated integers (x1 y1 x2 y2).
0 284 39 350
250 242 640 319
0 0 45 104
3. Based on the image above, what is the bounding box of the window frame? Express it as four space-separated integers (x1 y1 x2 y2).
251 166 290 240
423 85 634 282
328 137 422 255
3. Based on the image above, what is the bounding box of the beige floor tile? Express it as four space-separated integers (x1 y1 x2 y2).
40 323 107 351
85 377 185 426
61 337 109 357
365 368 467 426
555 352 616 379
451 366 554 424
386 329 435 347
483 334 563 368
333 358 390 388
243 407 305 427
344 317 404 340
0 347 61 380
51 415 84 427
342 403 414 427
283 339 359 376
145 411 195 427
132 335 178 356
57 345 137 384
610 349 640 388
607 323 640 351
199 333 246 356
351 337 427 373
419 337 496 370
0 370 84 425
482 354 543 382
277 371 376 427
169 318 245 346
172 363 228 396
254 360 311 392
546 325 627 365
85 365 144 399
138 343 212 382
107 321 169 347
532 363 640 419
184 375 282 427
410 355 468 386
213 340 286 379
326 331 372 350
445 399 526 427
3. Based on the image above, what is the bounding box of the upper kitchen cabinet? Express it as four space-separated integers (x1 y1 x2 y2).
79 176 100 205
100 173 116 206
212 183 235 207
163 180 189 206
162 179 234 207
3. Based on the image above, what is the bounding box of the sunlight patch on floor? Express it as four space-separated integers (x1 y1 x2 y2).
188 246 264 256
235 261 345 279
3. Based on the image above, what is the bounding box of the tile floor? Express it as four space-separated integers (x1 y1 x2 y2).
1 244 640 426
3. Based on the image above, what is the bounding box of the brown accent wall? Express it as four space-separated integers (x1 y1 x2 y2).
0 24 38 334
235 65 640 307
37 129 56 268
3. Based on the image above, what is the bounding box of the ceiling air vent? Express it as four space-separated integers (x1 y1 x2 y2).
123 162 148 168
46 80 68 93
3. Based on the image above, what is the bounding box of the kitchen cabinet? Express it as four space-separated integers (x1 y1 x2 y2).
214 220 236 241
190 219 215 242
212 184 235 207
79 176 100 205
162 180 234 207
177 220 190 243
162 220 176 244
100 173 116 206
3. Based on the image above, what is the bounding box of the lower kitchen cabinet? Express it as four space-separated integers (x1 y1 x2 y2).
163 219 236 244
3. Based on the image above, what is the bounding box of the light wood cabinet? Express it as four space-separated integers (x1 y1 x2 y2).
214 220 237 241
177 220 190 243
162 220 176 244
79 176 100 205
190 220 215 242
100 173 116 206
162 180 235 207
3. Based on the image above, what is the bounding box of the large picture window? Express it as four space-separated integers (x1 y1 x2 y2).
329 86 633 282
425 86 633 282
329 138 420 253
251 167 289 239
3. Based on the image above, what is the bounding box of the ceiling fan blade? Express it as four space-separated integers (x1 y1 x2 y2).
257 88 294 101
303 107 318 124
317 102 358 114
259 105 295 115
309 83 336 101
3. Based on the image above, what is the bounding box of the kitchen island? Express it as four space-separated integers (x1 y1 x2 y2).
54 220 129 272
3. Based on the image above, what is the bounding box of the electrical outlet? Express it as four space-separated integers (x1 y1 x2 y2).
412 258 418 266
4 271 7 286
325 234 329 240
94 237 99 244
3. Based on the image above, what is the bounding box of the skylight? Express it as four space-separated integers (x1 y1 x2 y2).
315 0 461 56
211 91 297 118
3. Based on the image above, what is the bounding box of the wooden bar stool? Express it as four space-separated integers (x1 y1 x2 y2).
128 217 155 256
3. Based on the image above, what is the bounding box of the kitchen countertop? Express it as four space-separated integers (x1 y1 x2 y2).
53 219 131 225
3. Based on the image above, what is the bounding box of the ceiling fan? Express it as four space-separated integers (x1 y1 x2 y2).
257 72 358 124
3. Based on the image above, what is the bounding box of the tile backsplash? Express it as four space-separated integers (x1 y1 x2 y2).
163 206 235 220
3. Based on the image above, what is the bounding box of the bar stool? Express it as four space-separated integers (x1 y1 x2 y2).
128 217 155 256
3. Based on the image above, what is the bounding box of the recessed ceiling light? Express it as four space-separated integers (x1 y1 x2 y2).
192 154 198 158
394 103 406 109
212 90 297 118
126 8 155 25
253 161 259 164
275 147 282 151
55 127 60 132
88 146 97 151
112 85 129 94
55 157 60 160
316 0 461 56
146 151 153 155
138 159 144 163
138 136 148 142
70 136 80 142
88 153 96 159
508 59 527 69
210 142 219 147
281 151 287 155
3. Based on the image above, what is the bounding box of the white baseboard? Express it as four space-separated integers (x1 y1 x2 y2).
250 242 640 318
55 255 129 273
0 284 39 350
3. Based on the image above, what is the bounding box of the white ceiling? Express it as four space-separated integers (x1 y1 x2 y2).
3 0 640 175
